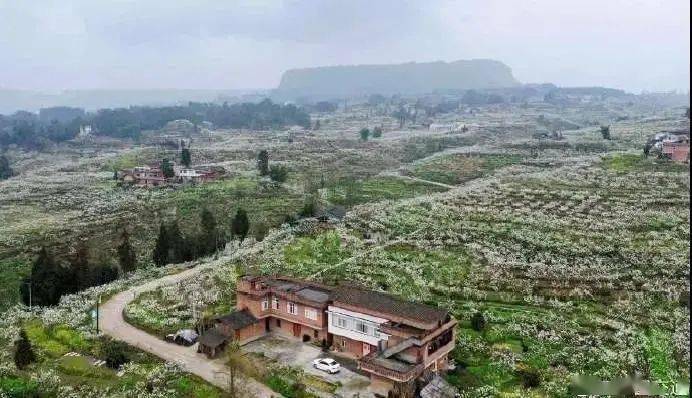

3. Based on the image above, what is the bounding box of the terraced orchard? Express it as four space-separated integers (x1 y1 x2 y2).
234 155 689 396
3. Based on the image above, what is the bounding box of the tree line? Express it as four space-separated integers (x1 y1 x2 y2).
1 99 311 149
19 244 122 307
20 230 137 307
152 207 249 266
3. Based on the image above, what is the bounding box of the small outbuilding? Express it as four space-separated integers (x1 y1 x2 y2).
215 309 263 345
197 327 227 358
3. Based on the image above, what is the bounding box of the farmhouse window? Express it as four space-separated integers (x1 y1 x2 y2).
287 302 298 315
304 308 318 320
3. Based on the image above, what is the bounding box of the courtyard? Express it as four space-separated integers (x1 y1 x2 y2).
243 335 373 398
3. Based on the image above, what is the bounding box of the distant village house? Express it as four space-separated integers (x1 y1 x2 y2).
117 161 220 187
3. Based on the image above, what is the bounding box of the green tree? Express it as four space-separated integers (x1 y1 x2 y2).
14 329 36 370
167 221 186 262
254 222 269 242
0 154 13 180
101 339 129 369
517 367 541 388
180 147 192 168
69 241 91 292
359 128 370 141
299 196 317 217
21 247 61 306
152 223 169 266
600 125 611 140
471 311 486 332
85 264 118 288
269 164 288 183
161 158 175 178
231 208 250 242
257 150 269 176
372 126 382 138
117 230 137 273
200 208 219 255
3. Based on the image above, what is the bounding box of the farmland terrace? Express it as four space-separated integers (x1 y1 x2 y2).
0 100 689 396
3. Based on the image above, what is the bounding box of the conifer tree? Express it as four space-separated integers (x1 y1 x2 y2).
161 158 175 178
257 150 269 176
0 154 12 180
181 147 192 168
231 208 250 242
200 208 218 255
167 220 186 262
21 247 61 306
14 329 36 370
152 223 169 266
70 241 90 292
117 230 137 273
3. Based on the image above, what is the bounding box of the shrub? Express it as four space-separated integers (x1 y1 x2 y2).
600 125 611 140
517 368 541 388
100 339 129 369
471 311 486 332
14 329 36 370
299 199 317 217
269 165 289 183
0 376 39 397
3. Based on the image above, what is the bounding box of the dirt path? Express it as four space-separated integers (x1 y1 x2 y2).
99 262 278 397
380 171 457 189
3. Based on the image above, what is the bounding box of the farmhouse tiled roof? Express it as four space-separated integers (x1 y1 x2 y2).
215 309 258 330
331 286 449 325
197 327 226 348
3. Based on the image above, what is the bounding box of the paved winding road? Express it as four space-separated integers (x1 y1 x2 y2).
99 263 277 397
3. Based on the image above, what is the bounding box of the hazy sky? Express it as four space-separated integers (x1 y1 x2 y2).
0 0 689 93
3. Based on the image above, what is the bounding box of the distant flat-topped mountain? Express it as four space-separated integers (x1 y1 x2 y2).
275 59 520 99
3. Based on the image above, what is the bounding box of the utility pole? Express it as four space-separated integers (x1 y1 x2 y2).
95 295 101 334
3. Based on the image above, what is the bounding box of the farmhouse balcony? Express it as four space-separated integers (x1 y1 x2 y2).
424 339 455 368
379 318 457 341
358 352 424 383
237 279 328 309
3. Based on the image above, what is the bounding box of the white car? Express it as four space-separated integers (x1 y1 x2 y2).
312 358 341 374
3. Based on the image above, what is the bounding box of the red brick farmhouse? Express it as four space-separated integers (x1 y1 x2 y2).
198 275 457 397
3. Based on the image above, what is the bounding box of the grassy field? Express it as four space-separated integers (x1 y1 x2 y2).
324 175 448 206
409 153 524 185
